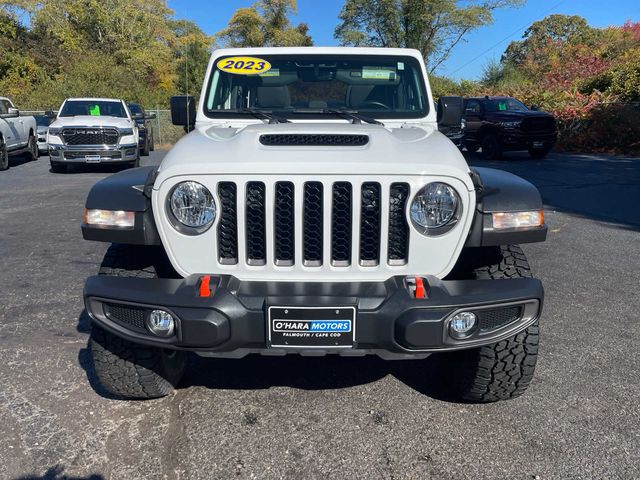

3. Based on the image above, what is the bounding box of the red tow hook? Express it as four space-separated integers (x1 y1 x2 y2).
414 277 427 299
407 276 428 299
198 275 213 298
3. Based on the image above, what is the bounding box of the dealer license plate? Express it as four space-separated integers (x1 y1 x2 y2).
85 155 101 163
267 306 356 348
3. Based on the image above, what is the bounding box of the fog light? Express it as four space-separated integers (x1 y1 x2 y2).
449 311 477 338
146 310 175 337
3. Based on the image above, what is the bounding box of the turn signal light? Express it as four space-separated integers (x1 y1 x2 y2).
85 209 135 228
492 210 544 230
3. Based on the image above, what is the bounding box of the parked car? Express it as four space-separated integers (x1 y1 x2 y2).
463 96 557 159
34 114 52 155
47 98 139 173
81 47 547 403
128 103 156 157
0 96 38 170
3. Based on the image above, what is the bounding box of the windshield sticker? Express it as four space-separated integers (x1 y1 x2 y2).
498 102 507 111
217 56 271 75
362 66 396 80
259 68 280 77
89 104 101 116
397 62 405 70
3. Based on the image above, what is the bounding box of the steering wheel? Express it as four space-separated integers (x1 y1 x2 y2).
358 101 391 110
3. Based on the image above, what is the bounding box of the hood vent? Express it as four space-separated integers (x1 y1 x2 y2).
259 134 369 147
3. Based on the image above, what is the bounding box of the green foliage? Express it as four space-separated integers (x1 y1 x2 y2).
334 0 524 72
217 0 313 48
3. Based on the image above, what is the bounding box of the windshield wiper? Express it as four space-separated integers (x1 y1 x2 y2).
323 108 384 126
239 108 290 124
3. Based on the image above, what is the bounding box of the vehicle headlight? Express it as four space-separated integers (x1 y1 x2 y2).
119 128 134 136
48 127 62 135
168 181 216 234
410 182 461 235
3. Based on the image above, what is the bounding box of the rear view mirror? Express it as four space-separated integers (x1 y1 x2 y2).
171 95 196 131
437 96 464 127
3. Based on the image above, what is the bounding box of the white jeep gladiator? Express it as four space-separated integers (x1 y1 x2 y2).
82 47 547 402
47 97 140 173
0 96 38 171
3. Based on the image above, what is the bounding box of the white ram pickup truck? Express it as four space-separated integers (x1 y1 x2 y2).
47 97 140 173
0 96 38 171
81 47 547 402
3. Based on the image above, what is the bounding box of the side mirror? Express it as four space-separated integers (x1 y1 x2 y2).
45 110 55 119
170 95 196 130
131 113 144 120
145 113 156 120
437 96 464 127
7 107 20 118
530 105 539 111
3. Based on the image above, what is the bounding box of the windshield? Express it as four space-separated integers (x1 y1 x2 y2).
59 100 127 118
205 55 428 119
34 115 51 126
484 98 529 113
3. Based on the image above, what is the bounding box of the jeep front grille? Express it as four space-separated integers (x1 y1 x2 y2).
62 127 119 146
216 180 410 267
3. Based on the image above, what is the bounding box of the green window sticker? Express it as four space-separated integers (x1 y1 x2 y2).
89 104 101 116
498 102 507 111
362 66 396 80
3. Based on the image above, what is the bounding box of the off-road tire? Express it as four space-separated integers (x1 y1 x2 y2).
528 146 551 159
149 133 155 151
89 244 186 399
0 137 8 171
465 141 480 153
481 133 502 160
141 137 150 156
50 161 67 173
445 245 540 402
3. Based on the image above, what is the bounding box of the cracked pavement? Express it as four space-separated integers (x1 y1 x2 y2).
0 150 639 479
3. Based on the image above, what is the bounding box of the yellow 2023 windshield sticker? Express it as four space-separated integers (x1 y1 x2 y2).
217 56 271 75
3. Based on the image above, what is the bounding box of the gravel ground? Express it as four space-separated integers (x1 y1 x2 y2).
0 150 638 480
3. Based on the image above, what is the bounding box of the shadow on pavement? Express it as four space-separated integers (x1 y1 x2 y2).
466 150 640 229
12 465 104 480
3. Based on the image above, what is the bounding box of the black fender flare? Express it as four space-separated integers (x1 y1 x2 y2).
82 166 161 245
465 167 547 247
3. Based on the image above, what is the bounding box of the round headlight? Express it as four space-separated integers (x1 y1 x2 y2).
410 182 460 235
169 181 216 233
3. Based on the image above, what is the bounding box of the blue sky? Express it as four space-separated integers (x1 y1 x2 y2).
168 0 639 81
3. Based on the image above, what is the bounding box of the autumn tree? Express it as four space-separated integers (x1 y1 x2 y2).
217 0 313 47
334 0 524 72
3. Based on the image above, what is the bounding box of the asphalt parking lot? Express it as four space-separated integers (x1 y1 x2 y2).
1 149 639 480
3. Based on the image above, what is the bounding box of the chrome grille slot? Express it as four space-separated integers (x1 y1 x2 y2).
62 127 119 146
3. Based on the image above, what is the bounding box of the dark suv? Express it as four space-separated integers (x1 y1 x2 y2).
128 103 156 157
463 96 557 159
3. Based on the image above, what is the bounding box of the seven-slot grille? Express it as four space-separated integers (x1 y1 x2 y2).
217 180 410 267
62 127 120 146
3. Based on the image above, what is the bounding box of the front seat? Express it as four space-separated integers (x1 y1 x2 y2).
255 86 291 109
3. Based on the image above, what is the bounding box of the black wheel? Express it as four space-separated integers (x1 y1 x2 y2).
528 146 551 159
25 132 39 161
141 137 150 156
481 133 502 160
90 244 186 399
465 141 480 153
50 161 67 173
444 245 540 402
0 137 8 171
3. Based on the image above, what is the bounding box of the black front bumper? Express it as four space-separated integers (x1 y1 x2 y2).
84 275 543 358
500 131 557 150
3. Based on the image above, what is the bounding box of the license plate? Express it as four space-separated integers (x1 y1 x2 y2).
267 307 356 348
85 155 101 163
532 141 544 148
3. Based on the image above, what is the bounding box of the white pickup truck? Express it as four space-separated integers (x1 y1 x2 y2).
0 97 39 171
47 97 140 173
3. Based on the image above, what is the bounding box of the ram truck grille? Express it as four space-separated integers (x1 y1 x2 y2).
62 127 120 146
215 180 410 268
521 117 556 133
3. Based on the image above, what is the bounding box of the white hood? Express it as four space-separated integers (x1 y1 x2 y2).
155 122 473 191
50 115 134 129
